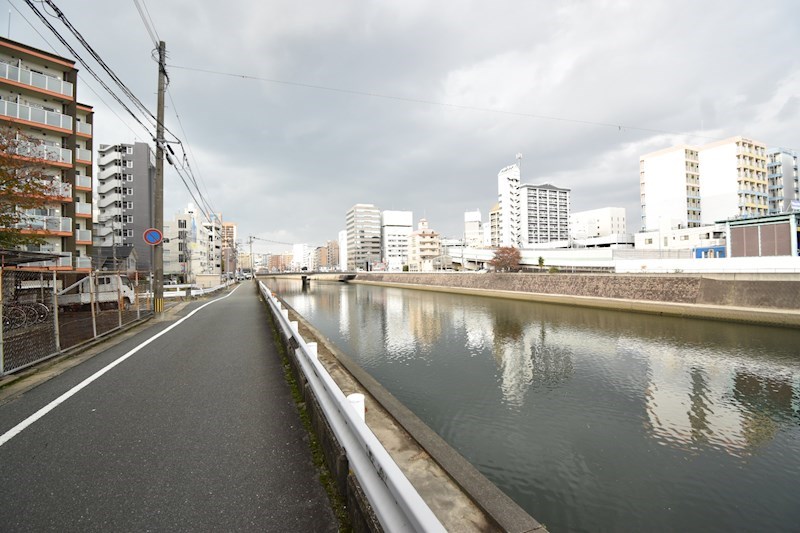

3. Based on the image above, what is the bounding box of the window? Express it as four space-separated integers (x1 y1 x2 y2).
124 201 133 209
126 161 133 168
124 188 133 195
178 220 186 229
126 175 133 182
126 146 133 154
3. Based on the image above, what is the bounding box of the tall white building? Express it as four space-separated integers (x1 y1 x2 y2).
699 137 768 223
346 203 381 270
163 203 220 282
640 137 770 232
381 210 412 271
571 207 627 240
292 243 310 270
497 158 521 247
767 148 799 214
338 229 347 271
464 209 483 247
95 142 155 270
639 145 701 231
519 183 571 246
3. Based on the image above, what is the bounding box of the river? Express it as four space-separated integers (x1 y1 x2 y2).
265 278 800 532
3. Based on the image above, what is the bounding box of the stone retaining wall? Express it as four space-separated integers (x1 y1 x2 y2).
354 273 800 311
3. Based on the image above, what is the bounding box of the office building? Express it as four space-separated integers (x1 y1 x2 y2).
345 203 381 270
0 37 94 270
381 210 412 271
94 142 155 271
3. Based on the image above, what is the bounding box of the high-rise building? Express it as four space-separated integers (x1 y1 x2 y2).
639 145 701 231
464 209 483 247
94 142 155 270
489 203 500 247
0 37 94 271
345 203 381 270
699 137 768 223
520 183 571 245
221 221 237 274
338 229 347 271
767 148 799 214
381 210 412 271
497 158 521 247
408 218 441 272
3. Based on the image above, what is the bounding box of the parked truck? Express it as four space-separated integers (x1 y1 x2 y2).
57 274 136 311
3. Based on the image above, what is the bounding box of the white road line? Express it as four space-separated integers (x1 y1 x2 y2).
0 285 240 448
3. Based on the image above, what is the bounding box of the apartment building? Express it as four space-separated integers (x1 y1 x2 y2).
94 142 155 271
519 183 571 245
163 204 220 282
497 160 521 247
639 145 701 231
408 218 441 272
381 210 412 271
0 37 94 270
767 148 799 214
640 137 770 231
345 203 381 271
700 137 768 223
221 221 237 274
489 203 500 247
570 207 627 240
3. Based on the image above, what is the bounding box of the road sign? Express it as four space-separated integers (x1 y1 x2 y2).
143 228 163 245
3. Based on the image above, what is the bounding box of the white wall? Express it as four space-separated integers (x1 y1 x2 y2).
640 147 692 231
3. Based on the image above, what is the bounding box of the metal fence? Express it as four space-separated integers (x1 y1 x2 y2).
0 269 153 376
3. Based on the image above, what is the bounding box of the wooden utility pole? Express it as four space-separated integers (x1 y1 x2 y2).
153 41 166 313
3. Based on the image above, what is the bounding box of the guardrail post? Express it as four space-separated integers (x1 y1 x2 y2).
306 341 318 360
52 271 60 352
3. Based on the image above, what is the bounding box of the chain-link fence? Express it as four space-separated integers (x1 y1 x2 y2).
1 269 153 376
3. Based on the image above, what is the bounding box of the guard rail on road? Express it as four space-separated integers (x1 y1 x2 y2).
259 281 445 533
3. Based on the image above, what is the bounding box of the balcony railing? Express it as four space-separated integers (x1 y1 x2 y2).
48 180 72 198
0 99 72 130
75 202 92 216
0 62 73 97
13 214 72 233
74 256 92 270
24 251 72 269
11 142 72 165
75 229 92 242
75 147 92 162
76 121 92 135
75 175 92 189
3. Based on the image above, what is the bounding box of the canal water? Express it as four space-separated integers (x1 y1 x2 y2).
265 278 800 533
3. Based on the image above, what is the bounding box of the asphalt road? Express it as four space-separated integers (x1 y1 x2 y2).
0 283 338 532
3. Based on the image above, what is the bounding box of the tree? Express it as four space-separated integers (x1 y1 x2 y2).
538 256 545 271
489 246 521 272
0 126 57 248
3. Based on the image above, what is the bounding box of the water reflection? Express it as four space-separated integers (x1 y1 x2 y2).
267 278 800 532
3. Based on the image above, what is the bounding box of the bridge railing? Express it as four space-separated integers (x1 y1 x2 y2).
258 280 445 533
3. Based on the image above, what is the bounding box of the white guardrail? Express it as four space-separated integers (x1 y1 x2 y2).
258 280 445 533
143 281 236 299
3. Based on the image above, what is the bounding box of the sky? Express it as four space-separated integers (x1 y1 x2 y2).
5 0 800 254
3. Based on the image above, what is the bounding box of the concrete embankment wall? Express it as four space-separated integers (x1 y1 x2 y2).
351 273 800 328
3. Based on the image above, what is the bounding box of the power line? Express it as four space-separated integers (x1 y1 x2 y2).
168 63 724 142
132 0 158 47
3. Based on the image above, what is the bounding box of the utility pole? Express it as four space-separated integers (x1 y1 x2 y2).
153 41 166 313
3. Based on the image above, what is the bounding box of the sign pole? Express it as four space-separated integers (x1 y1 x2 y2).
153 41 166 313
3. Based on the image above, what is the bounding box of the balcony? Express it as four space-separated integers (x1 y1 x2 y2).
74 256 92 270
75 147 92 163
76 121 92 136
0 62 73 97
75 175 92 190
13 214 72 233
23 251 72 269
11 141 72 165
0 99 72 131
75 229 92 243
48 180 72 199
75 202 92 217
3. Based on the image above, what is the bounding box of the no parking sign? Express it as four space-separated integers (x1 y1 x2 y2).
143 228 163 245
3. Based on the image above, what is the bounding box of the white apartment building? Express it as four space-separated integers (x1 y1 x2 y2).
639 145 701 231
163 204 220 282
571 207 627 239
488 204 500 247
202 216 222 276
408 218 441 272
767 148 799 214
381 210 412 271
640 137 770 232
700 137 768 223
0 37 94 271
95 142 155 271
464 209 483 247
221 221 237 274
338 229 347 271
497 160 521 247
346 203 381 270
292 243 310 270
634 223 726 255
519 183 571 246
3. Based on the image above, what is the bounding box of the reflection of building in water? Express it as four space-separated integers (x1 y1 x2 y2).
338 284 350 338
383 290 416 360
406 293 442 348
643 344 799 455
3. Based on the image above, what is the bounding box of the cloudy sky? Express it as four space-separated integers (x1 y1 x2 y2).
6 0 800 253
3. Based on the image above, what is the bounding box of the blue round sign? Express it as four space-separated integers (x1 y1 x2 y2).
143 228 163 245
